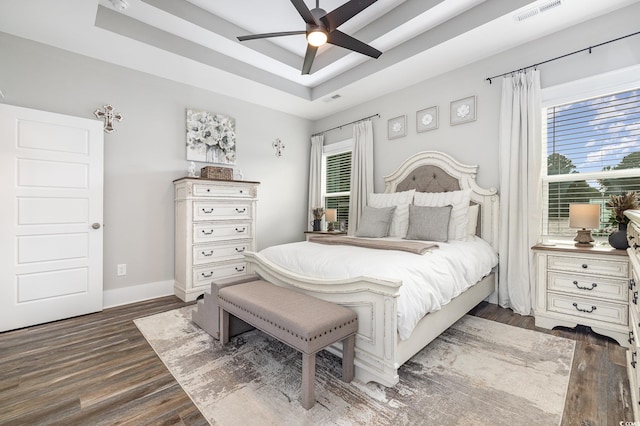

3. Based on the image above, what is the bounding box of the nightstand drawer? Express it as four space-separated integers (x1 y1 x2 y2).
548 272 627 302
192 241 250 265
193 202 251 221
547 293 628 326
193 261 248 285
193 222 252 243
547 254 628 278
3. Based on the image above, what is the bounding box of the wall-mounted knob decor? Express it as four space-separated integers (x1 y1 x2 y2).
272 138 285 157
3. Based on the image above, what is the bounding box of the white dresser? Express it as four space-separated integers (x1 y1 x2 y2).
173 177 259 302
625 210 640 420
532 243 630 347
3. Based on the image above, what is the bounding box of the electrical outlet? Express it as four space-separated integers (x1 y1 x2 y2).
117 264 127 276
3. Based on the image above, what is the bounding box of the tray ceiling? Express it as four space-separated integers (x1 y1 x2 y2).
0 0 637 119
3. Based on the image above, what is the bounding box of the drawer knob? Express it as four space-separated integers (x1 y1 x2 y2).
202 208 214 214
633 351 637 369
235 227 246 233
235 208 247 213
634 291 638 305
239 190 244 194
631 279 637 290
573 280 597 291
201 229 214 235
201 272 214 278
206 188 211 192
630 331 635 345
235 266 245 272
202 250 214 257
235 247 246 253
581 264 588 269
572 302 596 313
634 243 639 250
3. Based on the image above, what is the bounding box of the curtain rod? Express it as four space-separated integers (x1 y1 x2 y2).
312 113 380 137
485 30 640 84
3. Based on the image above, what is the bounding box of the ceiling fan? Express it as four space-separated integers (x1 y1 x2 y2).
237 0 382 75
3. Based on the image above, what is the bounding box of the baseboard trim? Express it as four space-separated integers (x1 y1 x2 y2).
103 280 175 309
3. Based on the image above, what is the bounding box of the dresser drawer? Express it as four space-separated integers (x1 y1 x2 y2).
193 222 251 243
547 254 628 278
547 271 627 302
193 202 251 222
192 240 251 265
193 261 248 285
547 292 628 326
193 183 254 198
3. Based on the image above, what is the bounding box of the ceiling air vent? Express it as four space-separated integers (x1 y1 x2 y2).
514 0 563 22
323 94 342 103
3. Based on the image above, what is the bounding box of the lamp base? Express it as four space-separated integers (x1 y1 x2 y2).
574 228 594 247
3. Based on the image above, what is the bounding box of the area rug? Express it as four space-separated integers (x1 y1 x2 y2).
134 307 575 426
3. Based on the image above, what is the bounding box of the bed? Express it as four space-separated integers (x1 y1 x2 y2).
244 151 499 386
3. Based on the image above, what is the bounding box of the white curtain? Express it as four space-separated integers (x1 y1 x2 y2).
308 134 324 230
498 69 542 316
348 120 374 235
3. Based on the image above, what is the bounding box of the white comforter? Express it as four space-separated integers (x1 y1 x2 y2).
260 236 498 340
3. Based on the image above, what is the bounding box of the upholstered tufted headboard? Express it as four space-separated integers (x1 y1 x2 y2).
383 151 499 249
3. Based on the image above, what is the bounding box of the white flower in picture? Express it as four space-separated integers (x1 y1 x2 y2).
456 104 470 118
186 109 236 165
421 113 433 126
392 121 403 133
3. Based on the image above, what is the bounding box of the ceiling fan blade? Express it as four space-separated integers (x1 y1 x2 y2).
238 31 306 42
301 45 318 75
290 0 318 26
321 0 378 31
327 30 381 58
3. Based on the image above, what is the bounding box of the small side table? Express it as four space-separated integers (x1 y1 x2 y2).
304 231 347 241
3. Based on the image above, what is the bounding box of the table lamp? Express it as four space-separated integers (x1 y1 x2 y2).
325 209 337 232
569 204 600 247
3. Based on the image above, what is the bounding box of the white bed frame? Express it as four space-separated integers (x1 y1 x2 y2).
245 151 499 386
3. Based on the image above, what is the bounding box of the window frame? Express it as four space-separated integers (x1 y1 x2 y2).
322 138 353 225
540 65 640 243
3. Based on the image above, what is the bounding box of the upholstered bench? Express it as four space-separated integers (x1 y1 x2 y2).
218 280 358 410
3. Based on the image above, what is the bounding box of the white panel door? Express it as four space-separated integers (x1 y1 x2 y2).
0 103 103 332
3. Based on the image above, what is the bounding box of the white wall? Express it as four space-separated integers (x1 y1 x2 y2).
0 33 312 305
313 3 640 193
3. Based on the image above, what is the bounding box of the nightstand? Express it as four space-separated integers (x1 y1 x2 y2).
304 231 347 241
532 243 630 347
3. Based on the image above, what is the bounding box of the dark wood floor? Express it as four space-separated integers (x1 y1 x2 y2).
0 297 633 425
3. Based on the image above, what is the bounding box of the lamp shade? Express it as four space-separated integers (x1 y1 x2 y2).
569 204 600 229
325 209 337 222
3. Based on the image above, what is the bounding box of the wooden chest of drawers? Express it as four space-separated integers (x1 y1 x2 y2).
532 244 629 347
173 177 259 302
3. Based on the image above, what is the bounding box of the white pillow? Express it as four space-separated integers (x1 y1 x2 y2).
368 190 416 238
413 189 471 240
467 204 479 237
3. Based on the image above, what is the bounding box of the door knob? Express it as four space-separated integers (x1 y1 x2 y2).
92 223 101 229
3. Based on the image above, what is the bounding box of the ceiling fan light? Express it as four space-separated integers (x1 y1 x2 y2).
307 30 327 47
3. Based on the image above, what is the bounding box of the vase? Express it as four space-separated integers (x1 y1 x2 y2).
608 222 629 250
312 219 322 232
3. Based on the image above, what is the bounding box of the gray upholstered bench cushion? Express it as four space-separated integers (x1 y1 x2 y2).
218 280 358 354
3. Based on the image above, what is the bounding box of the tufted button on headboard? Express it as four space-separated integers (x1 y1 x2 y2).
395 165 461 193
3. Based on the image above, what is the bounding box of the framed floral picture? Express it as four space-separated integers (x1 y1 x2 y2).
186 109 236 165
388 115 406 139
450 96 476 126
416 106 438 132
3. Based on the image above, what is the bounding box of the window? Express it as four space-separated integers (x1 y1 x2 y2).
322 140 352 228
542 87 640 239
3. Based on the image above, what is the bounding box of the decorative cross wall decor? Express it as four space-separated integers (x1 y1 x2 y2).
94 104 123 133
272 138 285 158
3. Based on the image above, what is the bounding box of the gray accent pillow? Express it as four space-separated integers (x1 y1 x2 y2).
405 204 452 242
355 206 397 238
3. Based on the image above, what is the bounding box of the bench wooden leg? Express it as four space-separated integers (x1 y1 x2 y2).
219 308 230 345
301 352 316 410
342 334 355 383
